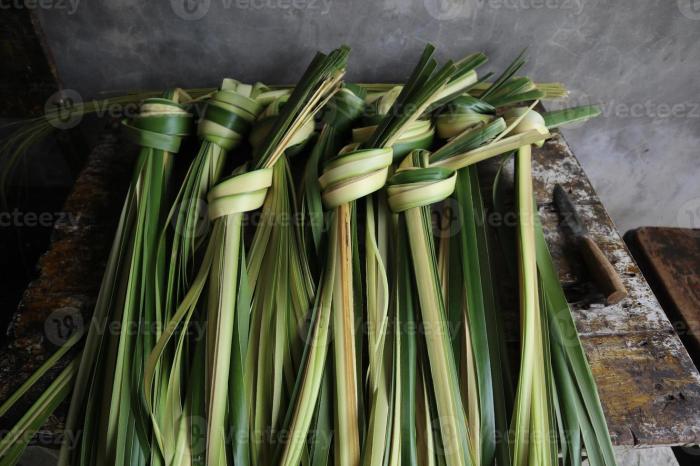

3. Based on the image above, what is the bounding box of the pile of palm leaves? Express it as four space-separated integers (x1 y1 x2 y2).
0 43 614 466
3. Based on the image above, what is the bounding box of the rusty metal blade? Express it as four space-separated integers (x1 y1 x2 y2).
553 184 587 238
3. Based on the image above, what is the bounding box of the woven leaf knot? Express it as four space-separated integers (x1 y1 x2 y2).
353 86 435 160
198 81 264 151
386 151 457 212
319 144 393 208
435 95 496 139
122 94 193 152
206 168 273 219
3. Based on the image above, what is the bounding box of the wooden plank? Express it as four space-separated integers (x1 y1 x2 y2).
625 227 700 364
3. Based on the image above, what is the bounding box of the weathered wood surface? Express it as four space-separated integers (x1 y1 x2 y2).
0 128 133 443
625 227 700 367
530 135 700 447
1 128 699 449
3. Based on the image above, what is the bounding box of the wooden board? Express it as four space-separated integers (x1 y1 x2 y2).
1 127 700 449
625 227 700 365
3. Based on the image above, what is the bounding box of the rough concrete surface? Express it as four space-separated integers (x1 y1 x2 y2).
33 0 700 233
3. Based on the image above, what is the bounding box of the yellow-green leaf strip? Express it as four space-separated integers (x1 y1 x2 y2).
319 145 393 209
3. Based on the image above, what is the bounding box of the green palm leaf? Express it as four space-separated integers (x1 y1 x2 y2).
0 43 618 466
58 89 193 466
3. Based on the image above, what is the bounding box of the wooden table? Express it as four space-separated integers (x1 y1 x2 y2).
1 127 699 448
529 136 700 447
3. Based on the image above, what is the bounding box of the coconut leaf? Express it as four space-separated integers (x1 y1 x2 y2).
0 332 81 419
57 89 193 466
510 144 554 466
0 360 78 466
534 213 618 466
387 151 472 466
542 105 602 129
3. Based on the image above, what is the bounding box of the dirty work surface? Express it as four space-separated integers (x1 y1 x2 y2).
1 129 699 448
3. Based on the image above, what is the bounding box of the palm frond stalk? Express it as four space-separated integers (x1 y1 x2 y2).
484 106 615 466
146 79 268 465
0 360 78 465
300 85 367 262
144 46 349 466
59 90 194 466
355 45 469 466
387 151 472 466
490 105 614 466
244 93 317 464
510 140 555 466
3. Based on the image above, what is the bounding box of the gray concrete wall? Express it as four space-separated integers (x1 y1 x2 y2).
35 0 700 233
